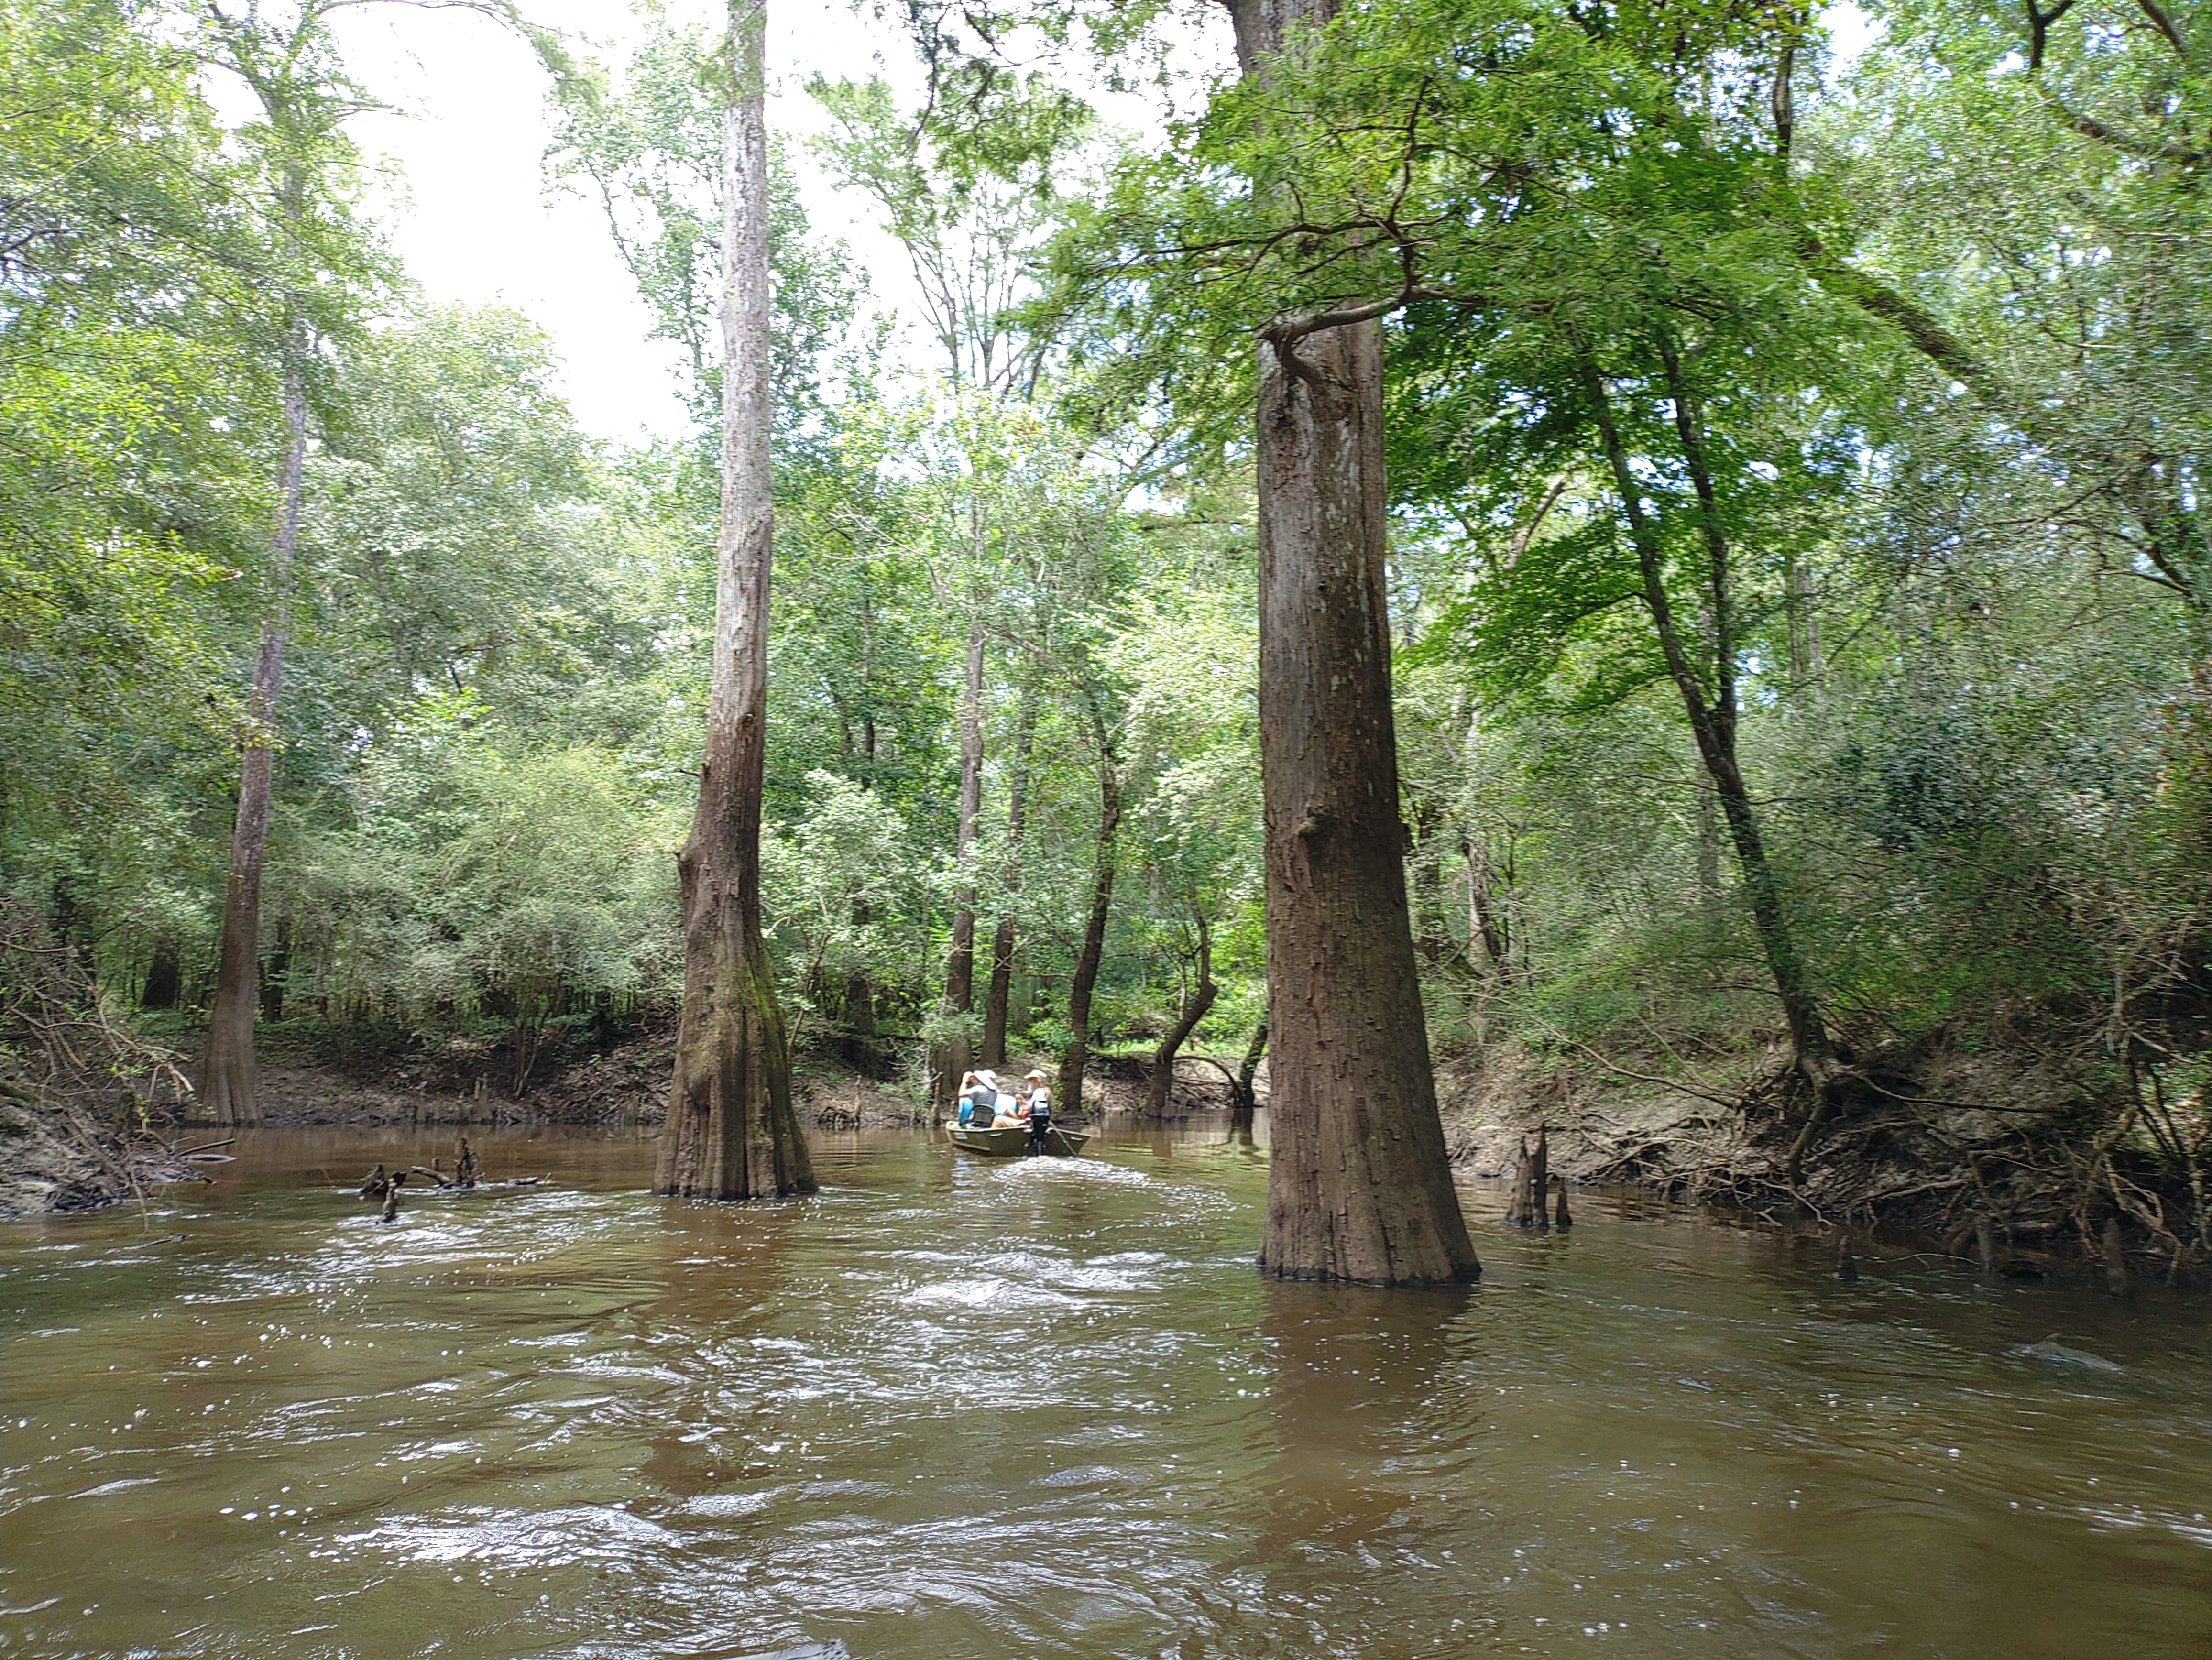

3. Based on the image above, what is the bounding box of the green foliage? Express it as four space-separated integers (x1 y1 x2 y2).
6 0 2197 1136
276 693 683 1051
544 7 863 430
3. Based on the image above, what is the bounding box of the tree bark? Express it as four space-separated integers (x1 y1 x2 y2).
201 312 306 1127
932 610 986 1111
1145 912 1218 1117
1235 0 1478 1287
1056 693 1119 1121
981 683 1037 1067
653 0 813 1202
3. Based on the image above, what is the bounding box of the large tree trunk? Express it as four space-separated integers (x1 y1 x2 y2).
932 611 986 1112
981 684 1037 1067
1144 913 1218 1117
1236 0 1478 1287
201 318 306 1127
1056 696 1119 1121
654 0 812 1202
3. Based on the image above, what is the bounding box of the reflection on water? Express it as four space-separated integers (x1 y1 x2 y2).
2 1117 2204 1659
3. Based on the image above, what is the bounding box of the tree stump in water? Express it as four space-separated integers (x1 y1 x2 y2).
1551 1175 1572 1230
2101 1216 2129 1297
455 1138 479 1189
1504 1137 1532 1226
359 1163 390 1201
1528 1126 1550 1232
379 1170 406 1223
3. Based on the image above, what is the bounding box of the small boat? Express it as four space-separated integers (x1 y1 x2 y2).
948 1123 1091 1158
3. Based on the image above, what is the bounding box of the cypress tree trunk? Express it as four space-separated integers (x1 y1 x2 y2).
1056 695 1119 1120
1233 7 1480 1286
1234 0 1478 1288
932 611 986 1112
201 317 305 1128
654 0 812 1201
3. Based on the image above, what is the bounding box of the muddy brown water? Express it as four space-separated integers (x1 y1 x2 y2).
2 1119 2204 1659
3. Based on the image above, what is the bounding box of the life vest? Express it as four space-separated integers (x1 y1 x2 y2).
1028 1089 1051 1123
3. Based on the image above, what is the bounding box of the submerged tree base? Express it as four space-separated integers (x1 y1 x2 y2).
655 946 815 1202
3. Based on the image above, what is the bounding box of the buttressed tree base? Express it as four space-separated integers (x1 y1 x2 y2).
654 0 813 1203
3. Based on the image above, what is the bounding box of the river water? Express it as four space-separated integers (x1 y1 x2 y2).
2 1120 2204 1659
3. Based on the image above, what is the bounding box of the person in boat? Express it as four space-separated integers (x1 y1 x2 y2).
955 1070 992 1127
1020 1068 1053 1155
983 1070 1025 1128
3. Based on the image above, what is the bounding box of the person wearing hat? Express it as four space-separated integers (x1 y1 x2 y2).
981 1070 1025 1127
956 1070 996 1127
1018 1068 1053 1154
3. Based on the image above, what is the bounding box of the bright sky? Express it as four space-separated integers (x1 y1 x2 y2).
329 0 939 444
322 1 1875 448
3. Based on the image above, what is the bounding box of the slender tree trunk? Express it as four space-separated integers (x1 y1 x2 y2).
981 684 1037 1067
142 935 182 1010
201 317 306 1127
1463 837 1509 977
932 610 986 1110
1056 697 1119 1120
654 0 812 1201
1232 1017 1268 1117
1409 796 1449 966
1694 759 1722 908
1577 342 1841 1180
259 908 291 1024
1783 552 1821 702
1145 913 1218 1117
1235 0 1478 1287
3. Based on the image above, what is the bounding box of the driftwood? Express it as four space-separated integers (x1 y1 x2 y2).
1 900 203 1217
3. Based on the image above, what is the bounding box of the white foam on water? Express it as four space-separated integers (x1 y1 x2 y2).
900 1278 1087 1313
993 1158 1152 1189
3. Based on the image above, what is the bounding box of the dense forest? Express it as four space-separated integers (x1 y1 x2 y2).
5 0 2204 1264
